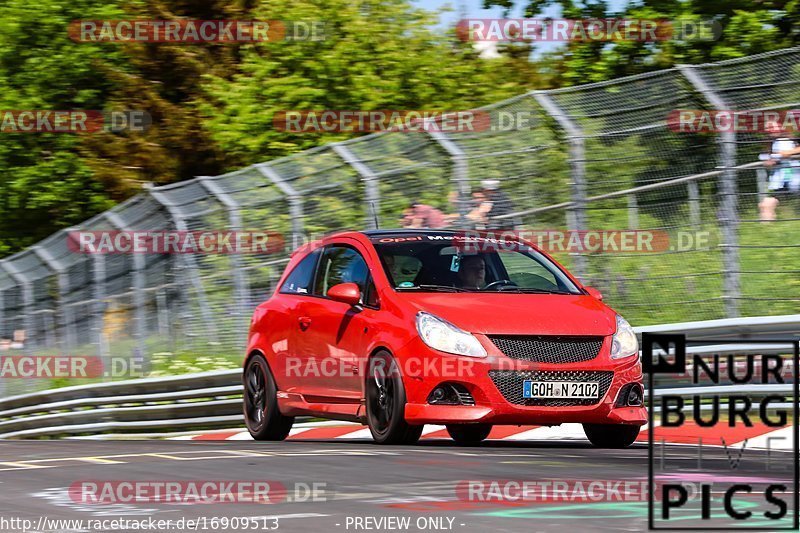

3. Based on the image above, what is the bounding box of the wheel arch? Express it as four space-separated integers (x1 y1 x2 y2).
244 348 280 387
368 345 394 359
362 345 395 395
244 348 267 370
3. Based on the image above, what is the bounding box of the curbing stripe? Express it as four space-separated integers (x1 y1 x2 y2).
178 421 794 448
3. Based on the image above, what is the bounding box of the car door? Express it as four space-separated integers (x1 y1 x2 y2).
270 247 322 394
294 243 378 401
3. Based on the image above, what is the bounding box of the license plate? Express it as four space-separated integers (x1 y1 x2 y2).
522 380 599 399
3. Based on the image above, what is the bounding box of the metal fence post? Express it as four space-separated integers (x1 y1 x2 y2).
198 176 250 347
427 131 470 227
144 187 219 343
32 243 75 351
0 261 33 353
687 179 701 227
627 194 639 229
91 253 108 360
156 287 169 338
756 168 767 205
679 65 740 318
105 212 147 367
257 164 306 248
533 92 589 280
332 143 381 229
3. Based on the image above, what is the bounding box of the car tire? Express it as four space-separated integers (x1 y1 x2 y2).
582 423 640 448
243 353 294 441
446 424 492 445
365 351 423 445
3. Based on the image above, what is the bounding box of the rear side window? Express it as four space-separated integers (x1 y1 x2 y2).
279 249 321 294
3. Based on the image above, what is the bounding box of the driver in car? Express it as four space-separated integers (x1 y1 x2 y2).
455 254 486 289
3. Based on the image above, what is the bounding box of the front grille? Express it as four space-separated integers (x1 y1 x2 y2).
488 335 603 364
488 370 614 407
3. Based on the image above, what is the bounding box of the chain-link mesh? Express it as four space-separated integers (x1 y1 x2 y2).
693 50 800 317
1 46 799 396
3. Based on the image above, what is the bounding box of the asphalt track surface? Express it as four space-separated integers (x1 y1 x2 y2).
0 437 796 533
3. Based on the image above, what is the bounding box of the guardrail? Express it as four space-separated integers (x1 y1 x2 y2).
0 370 242 439
0 315 796 439
633 315 800 340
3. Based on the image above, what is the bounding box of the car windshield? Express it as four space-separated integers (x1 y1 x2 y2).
371 234 582 294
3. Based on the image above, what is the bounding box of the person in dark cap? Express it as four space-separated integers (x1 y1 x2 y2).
479 179 517 230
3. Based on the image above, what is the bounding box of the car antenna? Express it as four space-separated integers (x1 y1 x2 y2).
370 201 380 229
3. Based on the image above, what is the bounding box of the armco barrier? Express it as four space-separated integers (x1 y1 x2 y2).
0 315 796 439
0 369 242 438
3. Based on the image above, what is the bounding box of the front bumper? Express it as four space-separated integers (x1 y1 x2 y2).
397 335 647 426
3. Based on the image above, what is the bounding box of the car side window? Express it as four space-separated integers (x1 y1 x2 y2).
279 248 321 295
314 245 377 306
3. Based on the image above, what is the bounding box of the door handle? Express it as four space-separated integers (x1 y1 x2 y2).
298 316 312 330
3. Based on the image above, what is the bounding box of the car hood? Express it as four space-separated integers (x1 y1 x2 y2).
399 292 617 336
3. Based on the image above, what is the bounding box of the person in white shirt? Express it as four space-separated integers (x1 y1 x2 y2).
759 122 800 221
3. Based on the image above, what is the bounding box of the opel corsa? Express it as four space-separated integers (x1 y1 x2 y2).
243 230 646 447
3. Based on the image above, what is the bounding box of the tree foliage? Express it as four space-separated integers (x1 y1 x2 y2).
0 0 544 254
200 0 542 165
484 0 799 85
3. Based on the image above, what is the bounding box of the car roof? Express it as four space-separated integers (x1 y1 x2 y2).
360 229 459 237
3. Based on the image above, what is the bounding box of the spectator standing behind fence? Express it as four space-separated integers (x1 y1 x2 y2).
465 189 491 229
401 201 446 229
478 179 518 230
759 122 800 221
441 189 490 228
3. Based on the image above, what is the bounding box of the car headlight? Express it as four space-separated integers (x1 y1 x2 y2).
610 314 639 360
416 312 487 358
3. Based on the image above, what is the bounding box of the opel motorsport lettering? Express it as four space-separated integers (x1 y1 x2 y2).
243 230 646 446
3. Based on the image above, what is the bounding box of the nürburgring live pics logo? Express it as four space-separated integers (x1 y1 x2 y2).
644 333 799 530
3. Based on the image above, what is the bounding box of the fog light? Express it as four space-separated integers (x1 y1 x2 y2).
616 383 644 407
427 383 475 406
431 387 446 402
627 386 642 406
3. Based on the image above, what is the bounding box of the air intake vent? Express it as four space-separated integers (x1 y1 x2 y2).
488 335 603 364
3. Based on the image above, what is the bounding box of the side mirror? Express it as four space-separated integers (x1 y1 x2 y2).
585 286 603 300
327 282 362 306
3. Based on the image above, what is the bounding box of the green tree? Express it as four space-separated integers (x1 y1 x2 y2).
201 0 544 164
0 0 246 253
0 0 125 253
484 0 799 85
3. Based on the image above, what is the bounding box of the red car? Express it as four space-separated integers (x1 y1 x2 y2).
243 230 646 447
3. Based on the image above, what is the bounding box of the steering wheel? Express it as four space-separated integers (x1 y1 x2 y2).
482 279 518 291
